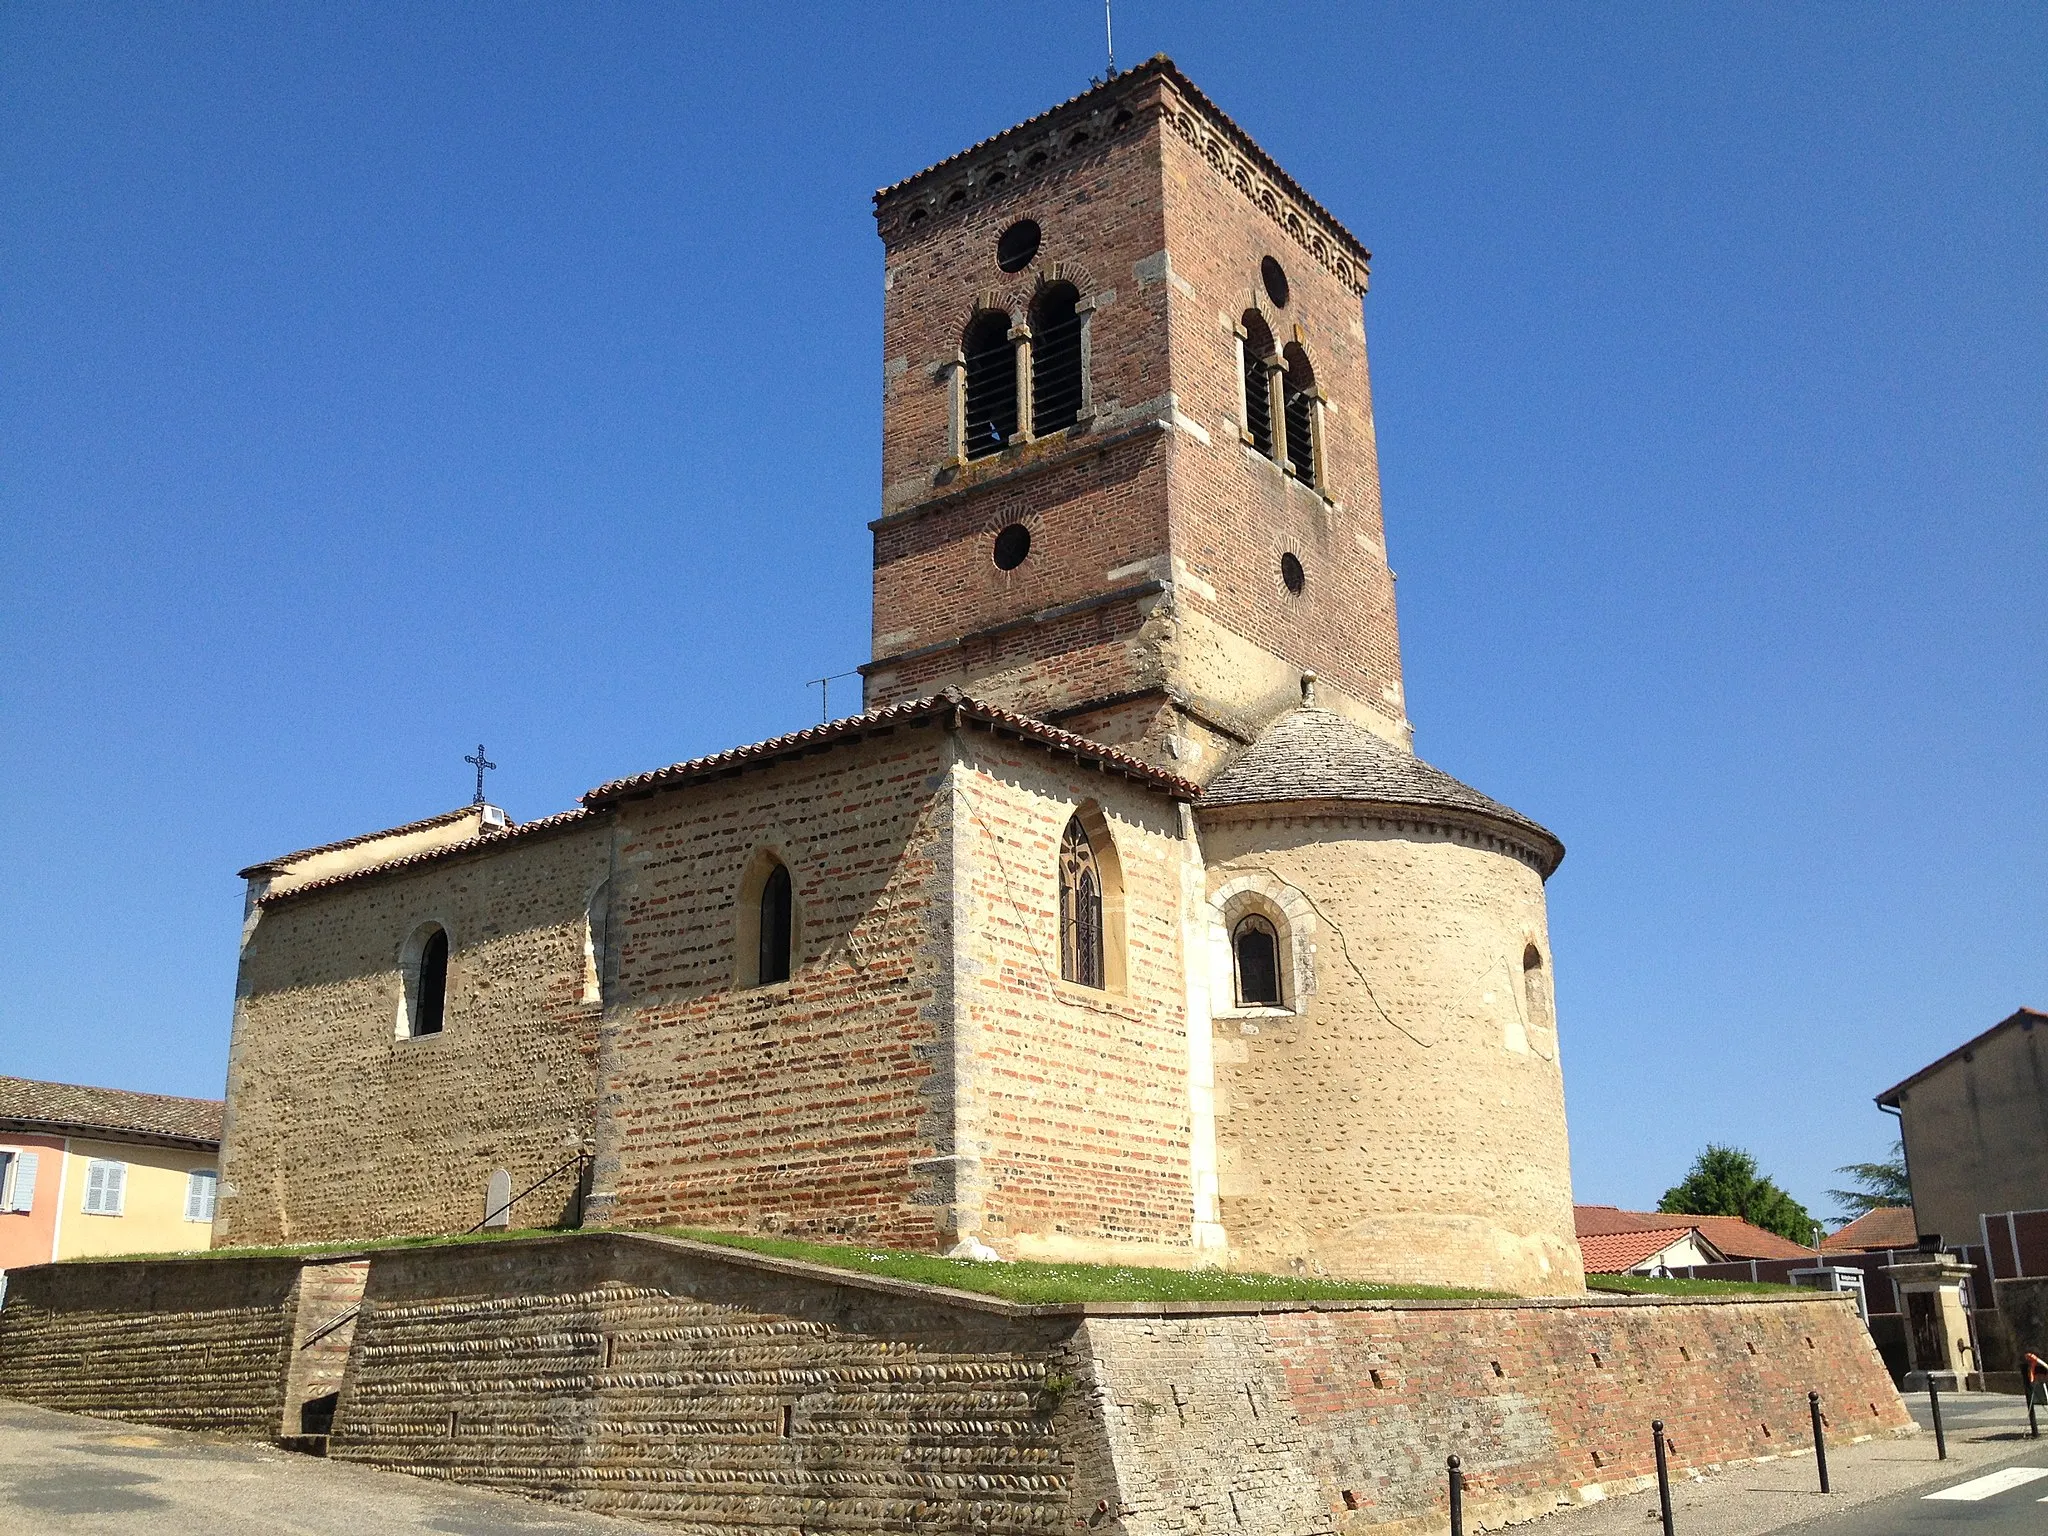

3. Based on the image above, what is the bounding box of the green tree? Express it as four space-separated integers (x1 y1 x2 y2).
1826 1141 1911 1223
1658 1144 1816 1244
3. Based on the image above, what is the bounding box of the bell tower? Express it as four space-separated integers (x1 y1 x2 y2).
862 58 1409 780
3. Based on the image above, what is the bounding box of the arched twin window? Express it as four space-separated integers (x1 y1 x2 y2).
1238 312 1323 489
1059 817 1104 989
1232 915 1282 1007
958 283 1090 461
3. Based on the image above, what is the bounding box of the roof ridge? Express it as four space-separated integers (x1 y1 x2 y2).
238 804 482 879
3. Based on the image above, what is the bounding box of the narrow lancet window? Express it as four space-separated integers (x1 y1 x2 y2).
1241 312 1276 459
1523 944 1551 1032
1282 342 1318 488
414 927 448 1035
1059 817 1104 989
1030 282 1084 436
962 310 1017 459
758 864 793 984
1233 915 1282 1007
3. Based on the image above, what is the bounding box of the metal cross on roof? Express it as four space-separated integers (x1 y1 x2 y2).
464 744 497 806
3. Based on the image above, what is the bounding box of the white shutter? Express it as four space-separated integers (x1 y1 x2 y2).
184 1170 218 1223
105 1162 126 1215
10 1152 37 1213
84 1160 126 1215
84 1160 107 1213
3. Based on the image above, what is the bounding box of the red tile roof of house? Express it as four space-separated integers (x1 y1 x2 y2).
1823 1207 1919 1253
1578 1227 1712 1274
1574 1205 1815 1261
0 1076 221 1148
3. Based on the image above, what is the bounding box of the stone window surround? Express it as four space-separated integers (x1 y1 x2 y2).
393 918 456 1042
733 845 803 992
1234 309 1328 494
1207 873 1317 1021
942 271 1104 469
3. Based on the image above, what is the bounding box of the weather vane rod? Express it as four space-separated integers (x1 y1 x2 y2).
1104 0 1116 78
464 744 496 806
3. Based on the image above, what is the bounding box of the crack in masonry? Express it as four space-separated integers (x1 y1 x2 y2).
1232 865 1430 1049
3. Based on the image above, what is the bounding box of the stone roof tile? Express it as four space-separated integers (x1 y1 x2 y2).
1200 707 1564 874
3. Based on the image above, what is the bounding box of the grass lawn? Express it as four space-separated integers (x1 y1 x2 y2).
1586 1273 1806 1297
88 1224 1523 1304
656 1228 1506 1304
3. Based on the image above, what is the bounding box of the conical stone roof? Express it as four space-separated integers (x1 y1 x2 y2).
1200 707 1564 874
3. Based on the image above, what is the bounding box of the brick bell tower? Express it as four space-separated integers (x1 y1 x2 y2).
862 57 1409 781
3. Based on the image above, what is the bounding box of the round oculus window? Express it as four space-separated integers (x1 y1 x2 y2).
993 523 1032 570
1261 255 1290 308
1281 552 1306 595
997 219 1041 274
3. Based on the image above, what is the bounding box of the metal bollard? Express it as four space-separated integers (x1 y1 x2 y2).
1651 1419 1675 1536
1447 1454 1464 1536
2029 1386 2040 1441
1809 1391 1830 1493
1927 1380 1947 1460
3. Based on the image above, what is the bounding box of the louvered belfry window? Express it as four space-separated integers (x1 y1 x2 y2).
1240 312 1276 459
1282 343 1317 488
1059 817 1104 989
962 310 1017 460
1030 282 1084 436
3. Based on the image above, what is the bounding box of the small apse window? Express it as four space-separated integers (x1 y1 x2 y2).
997 219 1041 273
1281 553 1306 595
993 523 1031 569
414 927 449 1035
1262 256 1290 308
1233 915 1282 1007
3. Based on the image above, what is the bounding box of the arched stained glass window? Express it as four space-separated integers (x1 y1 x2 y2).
963 310 1017 460
1059 817 1104 989
759 864 793 985
1233 915 1282 1007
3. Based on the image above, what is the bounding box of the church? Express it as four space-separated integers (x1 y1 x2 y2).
219 57 1584 1296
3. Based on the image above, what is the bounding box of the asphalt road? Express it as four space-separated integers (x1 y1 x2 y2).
0 1399 664 1536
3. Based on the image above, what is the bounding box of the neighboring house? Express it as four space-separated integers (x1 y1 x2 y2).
1575 1205 1816 1267
1877 1008 2048 1252
0 1077 223 1270
1576 1221 1727 1275
1824 1207 1919 1255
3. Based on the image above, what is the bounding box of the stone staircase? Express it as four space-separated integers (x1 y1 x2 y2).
333 1281 1077 1531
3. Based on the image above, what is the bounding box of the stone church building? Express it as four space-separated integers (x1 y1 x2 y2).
220 58 1585 1295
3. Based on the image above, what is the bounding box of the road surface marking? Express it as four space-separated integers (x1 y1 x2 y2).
1922 1466 2048 1501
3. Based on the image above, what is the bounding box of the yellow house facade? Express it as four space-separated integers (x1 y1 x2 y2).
0 1077 223 1272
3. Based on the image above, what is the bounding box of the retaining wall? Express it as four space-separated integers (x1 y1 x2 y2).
0 1233 1912 1533
0 1254 305 1436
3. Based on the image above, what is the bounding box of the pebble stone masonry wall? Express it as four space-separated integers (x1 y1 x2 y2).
221 815 614 1246
0 1235 1912 1534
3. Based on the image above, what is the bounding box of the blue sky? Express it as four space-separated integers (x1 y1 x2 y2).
2 3 2041 1224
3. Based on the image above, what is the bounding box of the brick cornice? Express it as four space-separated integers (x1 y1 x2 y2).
873 57 1370 295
